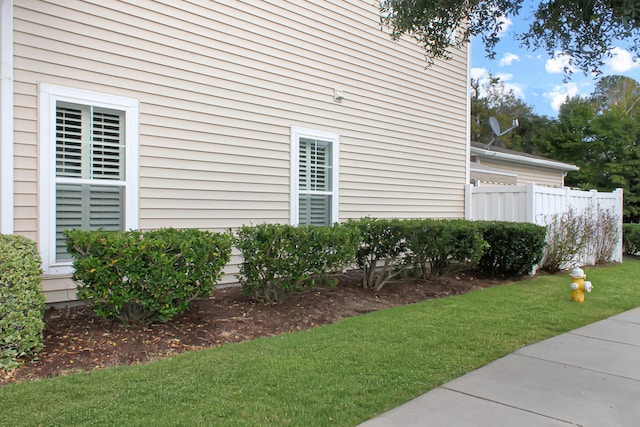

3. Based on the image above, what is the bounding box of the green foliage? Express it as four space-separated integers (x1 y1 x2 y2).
348 218 546 283
539 96 596 164
405 219 487 280
0 235 45 371
234 223 360 302
592 75 640 115
65 228 232 324
523 1 640 75
623 223 640 255
3 261 638 427
380 0 640 76
537 82 640 223
346 217 408 290
477 222 546 277
470 73 546 152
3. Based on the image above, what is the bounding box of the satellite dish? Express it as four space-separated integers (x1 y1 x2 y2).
489 117 501 136
485 117 519 148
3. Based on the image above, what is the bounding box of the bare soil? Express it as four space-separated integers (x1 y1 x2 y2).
1 272 512 386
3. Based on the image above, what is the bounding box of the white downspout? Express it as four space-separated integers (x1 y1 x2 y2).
0 0 14 234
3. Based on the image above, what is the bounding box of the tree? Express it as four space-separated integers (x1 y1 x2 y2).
538 96 596 163
471 74 549 153
592 75 640 115
380 0 640 75
538 82 640 222
587 109 640 222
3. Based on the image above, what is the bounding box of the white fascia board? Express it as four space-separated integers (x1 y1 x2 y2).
471 146 580 172
469 164 517 177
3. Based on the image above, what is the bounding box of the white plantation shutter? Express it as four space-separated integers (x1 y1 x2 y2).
298 195 332 226
56 107 83 178
55 183 83 262
54 102 125 263
298 137 333 226
90 186 124 229
54 184 125 261
91 110 124 180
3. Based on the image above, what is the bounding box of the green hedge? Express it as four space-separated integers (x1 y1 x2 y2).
0 235 45 370
346 218 544 283
234 223 360 302
345 217 408 290
404 219 487 280
477 221 546 276
623 223 640 255
60 217 554 324
65 228 232 324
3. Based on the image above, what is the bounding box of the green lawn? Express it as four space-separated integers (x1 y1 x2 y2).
2 260 639 427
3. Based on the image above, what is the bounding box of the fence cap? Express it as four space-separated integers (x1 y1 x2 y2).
569 267 585 278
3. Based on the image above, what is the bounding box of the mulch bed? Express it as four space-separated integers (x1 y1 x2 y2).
1 272 511 386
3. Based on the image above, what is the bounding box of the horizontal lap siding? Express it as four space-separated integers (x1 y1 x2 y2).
13 0 467 298
480 159 563 188
13 80 38 241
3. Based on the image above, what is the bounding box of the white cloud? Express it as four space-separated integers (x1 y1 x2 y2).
606 47 640 72
470 68 525 99
545 53 575 74
470 67 489 80
543 82 581 111
499 76 525 99
496 16 513 37
499 53 520 67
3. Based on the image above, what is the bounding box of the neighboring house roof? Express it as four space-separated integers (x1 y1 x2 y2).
470 141 579 172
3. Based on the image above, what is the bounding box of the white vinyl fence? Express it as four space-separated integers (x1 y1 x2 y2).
465 183 624 265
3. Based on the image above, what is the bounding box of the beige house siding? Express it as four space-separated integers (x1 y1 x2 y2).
476 158 564 188
12 0 468 301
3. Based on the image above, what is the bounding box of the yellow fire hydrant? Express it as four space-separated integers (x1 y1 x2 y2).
569 267 593 303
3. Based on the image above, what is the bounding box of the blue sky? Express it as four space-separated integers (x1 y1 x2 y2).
470 4 640 118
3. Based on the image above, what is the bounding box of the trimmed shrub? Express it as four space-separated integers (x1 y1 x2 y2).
0 235 45 371
477 221 546 277
346 217 408 290
234 223 360 302
624 223 640 255
66 228 232 324
405 219 487 280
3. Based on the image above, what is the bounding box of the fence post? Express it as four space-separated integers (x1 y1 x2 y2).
615 188 624 262
464 184 472 220
525 182 535 224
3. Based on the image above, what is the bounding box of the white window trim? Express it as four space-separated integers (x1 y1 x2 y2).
39 84 139 275
0 0 14 234
290 126 339 226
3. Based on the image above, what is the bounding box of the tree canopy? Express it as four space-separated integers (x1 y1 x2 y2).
471 74 549 153
471 73 640 221
380 0 640 75
537 77 640 222
592 75 640 114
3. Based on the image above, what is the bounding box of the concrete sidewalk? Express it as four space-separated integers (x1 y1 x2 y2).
359 307 640 426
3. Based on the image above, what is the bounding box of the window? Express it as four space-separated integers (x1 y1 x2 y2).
40 85 139 274
290 127 339 226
